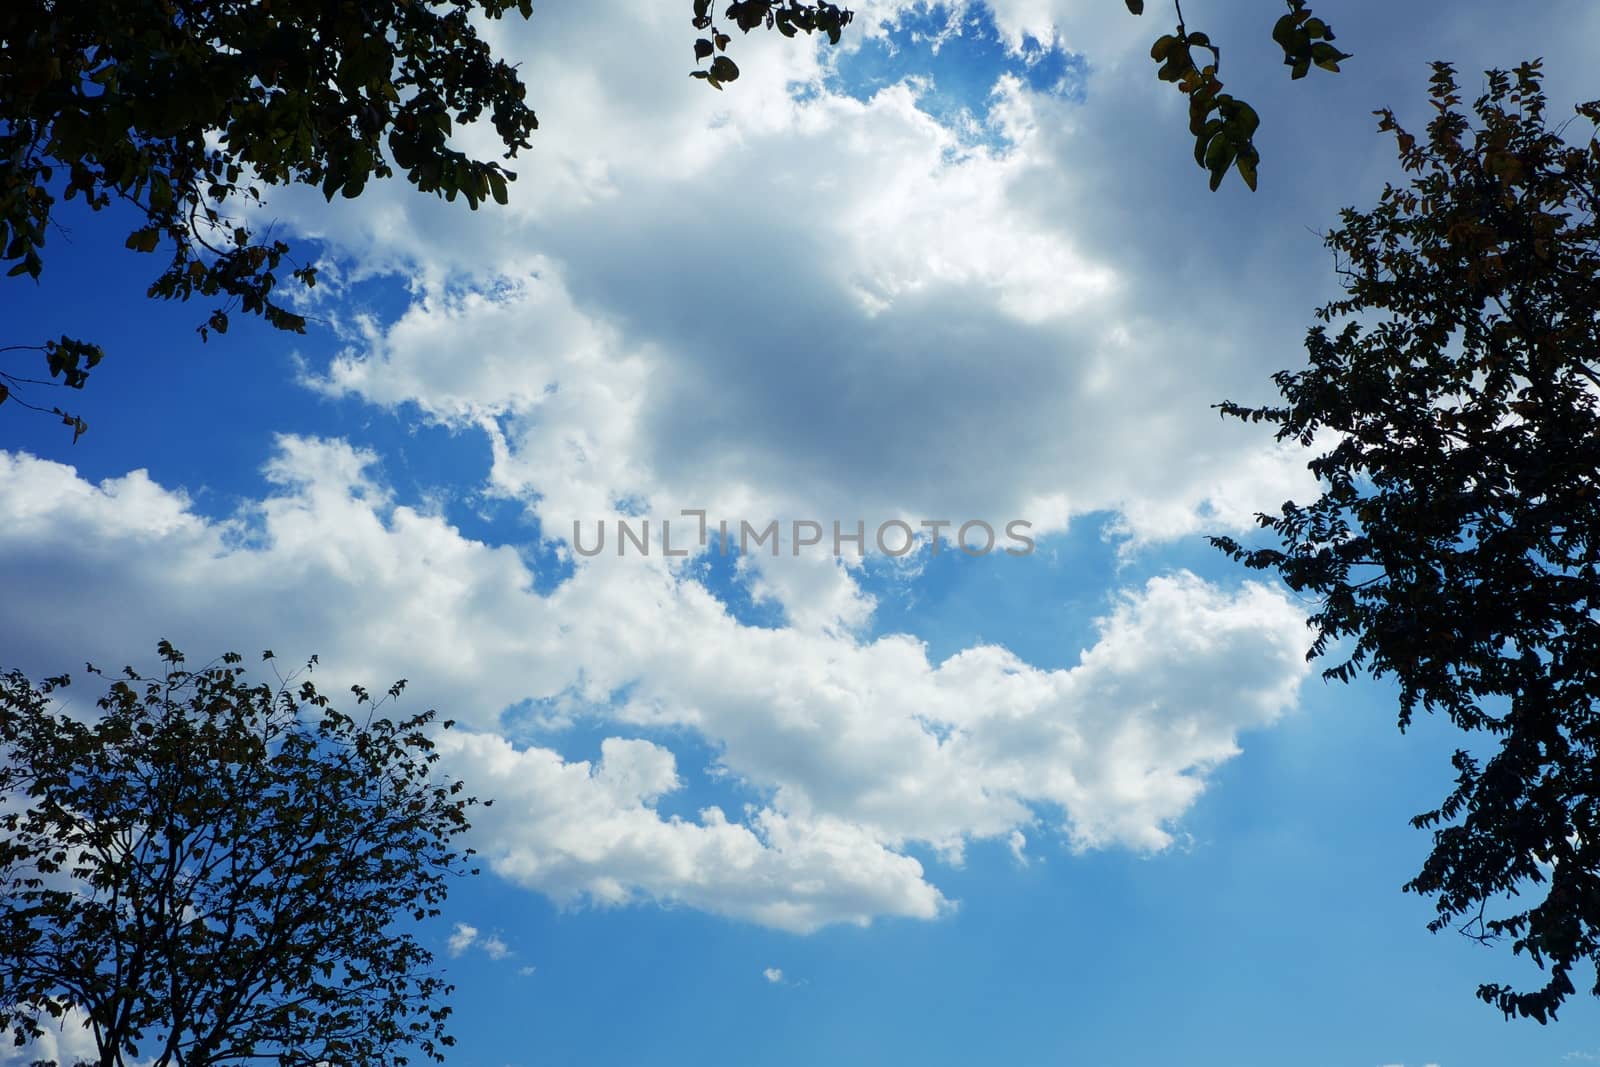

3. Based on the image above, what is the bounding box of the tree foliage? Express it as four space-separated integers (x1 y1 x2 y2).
1214 61 1600 1022
0 643 486 1066
689 1 854 90
1141 0 1348 192
0 0 539 436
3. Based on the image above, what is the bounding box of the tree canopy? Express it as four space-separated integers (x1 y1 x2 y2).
0 643 486 1066
1214 60 1600 1023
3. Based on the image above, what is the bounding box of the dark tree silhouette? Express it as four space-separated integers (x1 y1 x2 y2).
0 643 487 1066
1215 61 1600 1023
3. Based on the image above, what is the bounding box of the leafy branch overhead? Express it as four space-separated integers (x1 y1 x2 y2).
0 0 540 437
0 337 103 441
698 0 1349 191
690 1 855 89
1138 0 1349 191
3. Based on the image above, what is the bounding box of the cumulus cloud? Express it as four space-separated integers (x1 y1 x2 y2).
267 0 1342 557
441 730 951 932
0 1007 101 1067
0 442 1309 931
763 967 785 984
264 0 1600 570
448 923 480 957
40 0 1583 940
447 921 511 961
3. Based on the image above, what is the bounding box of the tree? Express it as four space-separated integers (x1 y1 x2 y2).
1213 61 1600 1022
0 642 487 1066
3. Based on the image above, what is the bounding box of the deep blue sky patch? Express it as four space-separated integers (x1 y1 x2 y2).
829 2 1084 138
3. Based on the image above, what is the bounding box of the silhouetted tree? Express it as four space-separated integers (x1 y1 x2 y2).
1215 60 1600 1023
0 642 486 1065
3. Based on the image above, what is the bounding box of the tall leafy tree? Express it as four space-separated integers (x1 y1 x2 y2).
0 643 486 1066
1214 61 1600 1023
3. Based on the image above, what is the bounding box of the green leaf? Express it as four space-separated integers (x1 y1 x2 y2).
1194 120 1224 166
124 227 162 253
1310 42 1350 72
1227 100 1261 139
1236 151 1258 191
1271 12 1299 49
1204 136 1235 190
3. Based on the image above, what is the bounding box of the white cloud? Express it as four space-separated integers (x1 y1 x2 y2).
442 729 951 932
40 0 1585 942
0 1007 101 1067
0 442 1310 931
268 0 1335 555
448 923 480 957
763 967 784 984
252 0 1600 570
447 921 510 961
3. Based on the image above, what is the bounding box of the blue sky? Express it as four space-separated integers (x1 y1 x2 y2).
4 1 1600 1065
